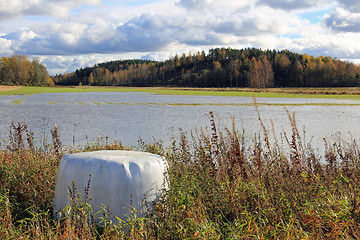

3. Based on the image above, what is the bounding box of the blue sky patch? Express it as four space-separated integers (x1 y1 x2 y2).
276 34 302 39
298 8 334 24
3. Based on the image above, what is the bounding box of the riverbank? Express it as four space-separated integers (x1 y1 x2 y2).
1 85 360 100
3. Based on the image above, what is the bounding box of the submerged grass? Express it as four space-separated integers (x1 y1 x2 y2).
10 95 30 105
1 106 360 239
93 102 106 105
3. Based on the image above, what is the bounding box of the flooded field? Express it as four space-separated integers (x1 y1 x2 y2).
1 91 360 152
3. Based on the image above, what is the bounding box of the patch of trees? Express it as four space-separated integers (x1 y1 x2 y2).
53 48 360 88
0 55 53 86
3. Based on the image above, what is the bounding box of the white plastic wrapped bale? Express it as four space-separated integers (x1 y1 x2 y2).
53 150 168 223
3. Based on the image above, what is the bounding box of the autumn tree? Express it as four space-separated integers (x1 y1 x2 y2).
0 57 15 84
88 72 94 85
174 55 180 68
249 57 261 88
274 53 291 86
93 67 105 85
14 55 33 85
249 57 274 88
209 61 226 86
0 55 51 86
290 60 304 86
31 59 53 86
104 69 112 85
262 57 274 87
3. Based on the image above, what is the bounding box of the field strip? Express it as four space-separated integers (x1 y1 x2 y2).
0 86 23 92
1 86 360 100
70 102 360 107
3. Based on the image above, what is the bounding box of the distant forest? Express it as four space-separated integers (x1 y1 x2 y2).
2 48 360 88
53 48 360 88
0 55 53 86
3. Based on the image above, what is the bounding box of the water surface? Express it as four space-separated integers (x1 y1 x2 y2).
1 92 359 152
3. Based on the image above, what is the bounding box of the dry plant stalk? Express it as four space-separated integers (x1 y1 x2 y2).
8 121 34 152
51 123 62 156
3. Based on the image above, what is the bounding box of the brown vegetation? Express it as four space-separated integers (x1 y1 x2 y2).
0 85 22 92
1 108 360 238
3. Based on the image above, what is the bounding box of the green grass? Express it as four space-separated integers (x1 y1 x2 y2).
2 86 360 100
152 89 360 100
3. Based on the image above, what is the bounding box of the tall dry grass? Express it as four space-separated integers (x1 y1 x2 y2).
1 106 360 239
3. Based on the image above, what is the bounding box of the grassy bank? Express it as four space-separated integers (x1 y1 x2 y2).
1 86 360 100
1 112 360 239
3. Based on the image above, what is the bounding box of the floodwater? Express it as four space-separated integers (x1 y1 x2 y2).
1 92 360 153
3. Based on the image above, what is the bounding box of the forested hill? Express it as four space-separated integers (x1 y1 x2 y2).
55 48 360 88
53 48 360 88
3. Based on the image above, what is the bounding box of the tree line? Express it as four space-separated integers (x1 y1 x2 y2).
53 48 360 88
0 55 53 86
2 49 360 88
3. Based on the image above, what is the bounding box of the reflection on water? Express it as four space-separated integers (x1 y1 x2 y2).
1 92 360 152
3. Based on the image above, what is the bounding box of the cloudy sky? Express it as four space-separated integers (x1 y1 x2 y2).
1 0 360 74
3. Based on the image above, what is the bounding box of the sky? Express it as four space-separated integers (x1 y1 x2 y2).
1 0 360 75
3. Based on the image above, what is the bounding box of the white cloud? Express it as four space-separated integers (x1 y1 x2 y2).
41 53 149 74
323 8 360 32
290 22 360 58
1 0 360 74
257 0 330 10
0 0 316 72
337 0 360 13
343 58 360 65
0 0 101 20
41 55 110 74
4 27 37 41
177 0 250 12
321 1 360 32
0 37 13 56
